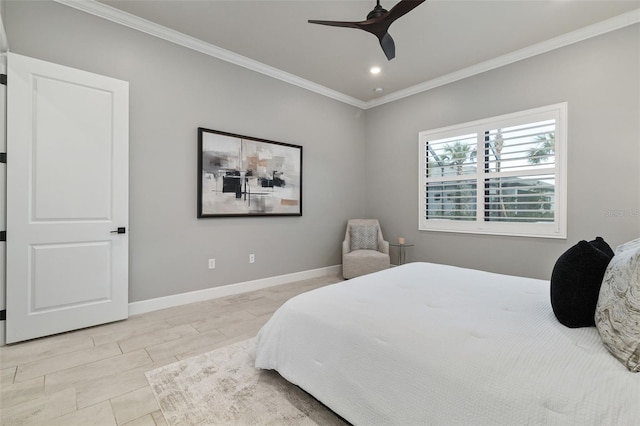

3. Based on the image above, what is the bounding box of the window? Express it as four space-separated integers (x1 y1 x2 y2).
418 103 567 238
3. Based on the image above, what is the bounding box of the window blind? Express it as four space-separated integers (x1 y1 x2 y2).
418 103 567 238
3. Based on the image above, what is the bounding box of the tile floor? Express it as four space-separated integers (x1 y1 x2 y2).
0 274 343 425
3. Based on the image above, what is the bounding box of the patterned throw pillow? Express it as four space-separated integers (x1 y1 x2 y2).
595 238 640 372
350 225 379 251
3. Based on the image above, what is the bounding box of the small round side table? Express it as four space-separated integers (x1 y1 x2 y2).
389 243 414 265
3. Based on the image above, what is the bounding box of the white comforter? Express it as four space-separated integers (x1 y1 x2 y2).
255 262 639 425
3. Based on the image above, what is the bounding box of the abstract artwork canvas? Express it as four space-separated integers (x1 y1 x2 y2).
198 128 302 217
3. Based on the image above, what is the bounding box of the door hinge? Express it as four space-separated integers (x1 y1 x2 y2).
0 153 6 163
0 310 5 321
0 74 6 85
0 231 5 241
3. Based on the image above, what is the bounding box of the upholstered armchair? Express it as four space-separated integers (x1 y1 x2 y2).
342 219 390 279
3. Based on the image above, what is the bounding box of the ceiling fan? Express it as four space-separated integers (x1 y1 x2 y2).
308 0 426 61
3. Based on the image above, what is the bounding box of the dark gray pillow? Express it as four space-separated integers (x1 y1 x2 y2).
590 236 615 257
550 237 614 328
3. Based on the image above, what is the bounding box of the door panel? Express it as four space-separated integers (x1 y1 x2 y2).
6 52 129 343
31 242 111 311
33 75 113 221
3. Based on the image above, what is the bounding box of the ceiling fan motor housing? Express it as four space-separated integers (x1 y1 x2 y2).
367 4 389 20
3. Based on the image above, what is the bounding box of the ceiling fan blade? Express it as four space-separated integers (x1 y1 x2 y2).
308 0 425 60
307 19 362 30
386 0 426 23
379 32 396 60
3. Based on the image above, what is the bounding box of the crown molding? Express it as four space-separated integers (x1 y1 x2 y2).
54 1 638 111
366 8 640 109
53 0 367 109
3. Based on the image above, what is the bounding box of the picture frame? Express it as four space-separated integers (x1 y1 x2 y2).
198 127 303 217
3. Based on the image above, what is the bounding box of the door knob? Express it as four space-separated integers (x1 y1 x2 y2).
110 227 126 234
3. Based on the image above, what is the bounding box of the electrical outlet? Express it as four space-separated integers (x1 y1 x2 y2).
249 254 255 263
208 258 216 269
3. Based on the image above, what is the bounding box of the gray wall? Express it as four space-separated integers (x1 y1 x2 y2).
5 0 366 302
4 1 639 304
365 25 640 279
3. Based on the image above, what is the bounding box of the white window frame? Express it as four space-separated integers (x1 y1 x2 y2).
418 103 567 239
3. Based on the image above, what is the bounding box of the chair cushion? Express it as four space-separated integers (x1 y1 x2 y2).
550 237 614 328
344 249 389 260
350 225 378 251
595 238 640 372
342 249 390 279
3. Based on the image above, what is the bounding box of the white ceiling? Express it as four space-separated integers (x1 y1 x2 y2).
90 0 639 107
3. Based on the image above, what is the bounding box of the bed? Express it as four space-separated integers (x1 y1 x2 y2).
254 262 639 425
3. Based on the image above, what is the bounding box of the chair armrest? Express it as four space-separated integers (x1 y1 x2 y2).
379 239 389 254
342 240 350 255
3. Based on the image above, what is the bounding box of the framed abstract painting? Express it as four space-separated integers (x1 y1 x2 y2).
198 128 303 217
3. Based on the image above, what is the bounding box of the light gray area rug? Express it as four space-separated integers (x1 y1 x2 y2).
145 338 348 425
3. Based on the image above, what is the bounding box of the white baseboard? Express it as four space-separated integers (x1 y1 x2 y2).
0 266 340 346
128 265 341 316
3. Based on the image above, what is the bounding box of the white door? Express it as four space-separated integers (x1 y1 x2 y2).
6 53 129 343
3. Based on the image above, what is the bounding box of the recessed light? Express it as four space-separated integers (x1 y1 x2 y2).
370 66 381 75
374 87 384 93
